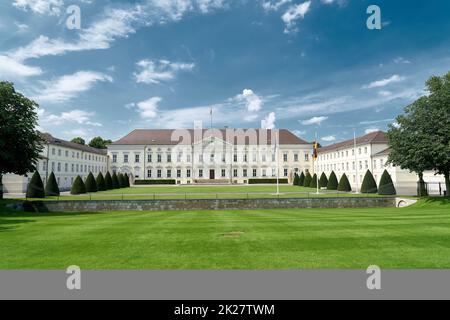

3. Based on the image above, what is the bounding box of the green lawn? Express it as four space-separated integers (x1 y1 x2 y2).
1 198 449 269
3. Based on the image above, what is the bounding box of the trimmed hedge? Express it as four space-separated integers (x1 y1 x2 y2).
45 172 60 197
124 173 131 188
248 178 289 184
26 171 45 199
327 171 338 190
298 172 305 186
134 179 177 185
104 172 113 190
85 172 98 193
361 170 378 194
378 170 396 195
319 173 328 188
293 173 300 186
71 176 86 195
338 173 352 192
309 174 318 188
96 172 106 191
303 172 312 188
111 172 120 189
119 173 128 188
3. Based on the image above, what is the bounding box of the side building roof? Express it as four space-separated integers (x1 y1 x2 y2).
111 129 311 146
40 133 107 155
318 131 388 154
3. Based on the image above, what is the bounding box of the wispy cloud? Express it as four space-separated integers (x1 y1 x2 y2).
134 59 195 84
262 0 291 12
321 135 336 142
135 97 162 119
13 0 64 16
282 1 311 34
301 116 328 125
363 74 406 89
261 112 276 129
39 109 102 127
0 55 43 79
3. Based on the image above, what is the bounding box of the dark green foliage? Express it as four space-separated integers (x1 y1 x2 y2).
134 179 177 185
118 173 127 188
124 173 130 187
0 82 43 199
71 137 85 145
104 172 113 190
361 170 378 194
298 172 305 186
26 171 45 199
45 172 60 197
309 174 318 188
319 173 328 188
293 173 300 186
338 174 352 192
327 171 338 190
111 172 120 189
85 172 98 193
303 172 312 187
71 176 86 195
88 137 112 149
378 170 396 195
96 172 106 191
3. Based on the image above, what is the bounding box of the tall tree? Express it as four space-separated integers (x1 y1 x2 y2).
0 82 43 199
89 137 112 149
71 137 86 145
387 72 450 196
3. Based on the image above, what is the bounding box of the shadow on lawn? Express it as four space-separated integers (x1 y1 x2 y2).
417 197 450 207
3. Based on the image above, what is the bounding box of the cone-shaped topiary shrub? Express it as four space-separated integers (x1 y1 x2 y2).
417 176 428 197
327 171 338 190
319 172 328 188
361 170 378 194
298 172 305 186
96 172 106 191
71 176 86 195
309 173 318 188
85 172 98 193
26 171 45 199
45 172 60 197
338 173 352 192
118 173 127 188
112 172 120 189
378 170 396 195
124 173 130 187
303 172 312 187
105 172 113 190
293 173 300 186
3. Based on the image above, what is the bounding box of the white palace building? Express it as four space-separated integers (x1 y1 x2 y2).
107 128 313 184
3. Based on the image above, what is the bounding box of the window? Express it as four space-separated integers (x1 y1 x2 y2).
57 163 61 172
135 154 140 163
262 169 267 177
234 154 238 163
199 170 203 178
147 170 152 178
112 155 117 163
304 154 309 162
284 169 288 177
262 154 266 162
65 151 69 157
380 159 384 167
359 161 362 170
58 149 61 156
157 154 162 163
294 154 299 162
177 170 181 178
243 169 248 177
364 147 368 154
65 163 68 172
358 148 362 155
253 169 257 177
244 154 248 162
272 153 276 162
222 169 226 178
178 153 183 162
187 169 191 178
148 154 152 163
233 169 238 178
52 148 55 155
76 164 79 172
167 154 172 163
167 170 172 178
283 154 288 162
157 170 162 178
42 161 47 171
124 154 129 163
365 160 368 169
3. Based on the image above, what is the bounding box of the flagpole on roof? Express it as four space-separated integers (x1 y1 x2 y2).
276 129 280 195
315 131 319 195
354 131 360 194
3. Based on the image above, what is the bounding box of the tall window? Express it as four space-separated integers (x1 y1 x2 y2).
167 170 172 178
222 169 226 178
135 154 140 163
199 170 203 178
283 154 288 162
148 154 152 163
157 154 162 163
187 169 191 178
157 170 162 178
177 170 181 178
243 169 248 177
113 154 117 163
124 154 128 163
294 154 299 162
233 169 238 178
253 169 257 177
147 170 152 178
167 154 172 163
284 169 288 177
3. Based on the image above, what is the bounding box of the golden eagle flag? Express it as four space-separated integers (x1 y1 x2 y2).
313 141 318 160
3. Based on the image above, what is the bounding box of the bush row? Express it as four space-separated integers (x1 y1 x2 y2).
134 179 177 185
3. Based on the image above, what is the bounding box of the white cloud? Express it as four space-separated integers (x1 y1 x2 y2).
0 55 43 78
282 1 311 34
261 112 276 129
378 90 392 97
393 57 411 64
363 74 406 89
293 130 306 137
301 116 328 125
365 128 380 134
34 71 113 103
321 135 336 142
134 59 195 84
39 109 102 126
13 0 64 16
136 97 162 119
262 0 291 12
236 89 263 112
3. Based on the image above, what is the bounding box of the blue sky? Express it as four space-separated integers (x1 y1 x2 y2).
1 0 449 144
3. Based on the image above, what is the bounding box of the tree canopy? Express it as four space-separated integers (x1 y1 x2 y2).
89 137 112 149
71 137 86 145
0 82 43 199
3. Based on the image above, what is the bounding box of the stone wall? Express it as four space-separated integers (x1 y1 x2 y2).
11 197 397 213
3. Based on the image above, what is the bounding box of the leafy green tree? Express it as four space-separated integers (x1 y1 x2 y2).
378 170 397 195
327 171 338 190
338 173 352 192
105 172 113 190
293 173 300 186
303 172 312 188
71 137 85 145
309 173 318 188
45 172 60 197
0 82 43 199
388 71 450 197
112 172 120 189
361 170 378 194
319 173 328 188
96 172 106 191
89 137 112 149
85 172 98 193
71 176 86 195
26 171 45 199
298 172 305 186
